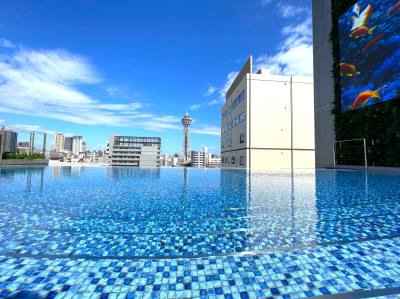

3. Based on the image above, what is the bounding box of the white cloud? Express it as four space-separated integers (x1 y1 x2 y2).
7 123 55 134
204 85 217 96
219 71 238 101
192 124 220 136
260 0 272 7
189 71 238 110
207 99 221 106
276 2 307 18
189 104 202 111
0 38 16 48
0 43 182 132
253 16 313 76
105 85 137 100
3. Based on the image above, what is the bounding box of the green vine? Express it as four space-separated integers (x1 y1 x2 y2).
330 0 400 167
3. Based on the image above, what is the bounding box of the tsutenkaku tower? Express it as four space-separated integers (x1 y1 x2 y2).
181 113 192 164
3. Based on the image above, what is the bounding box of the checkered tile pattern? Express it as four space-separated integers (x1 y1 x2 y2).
1 237 400 298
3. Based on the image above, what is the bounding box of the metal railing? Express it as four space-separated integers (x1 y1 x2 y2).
333 138 367 168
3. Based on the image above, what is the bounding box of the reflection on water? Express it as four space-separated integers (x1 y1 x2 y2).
52 165 85 177
107 166 161 180
0 166 399 258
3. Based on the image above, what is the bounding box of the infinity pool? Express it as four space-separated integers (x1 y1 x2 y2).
0 166 400 298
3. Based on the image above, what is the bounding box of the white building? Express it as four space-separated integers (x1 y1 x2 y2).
221 57 315 170
208 154 221 168
171 156 179 167
191 150 205 168
107 136 161 167
72 136 86 158
160 153 169 167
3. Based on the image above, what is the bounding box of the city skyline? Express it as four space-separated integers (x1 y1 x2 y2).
0 0 312 153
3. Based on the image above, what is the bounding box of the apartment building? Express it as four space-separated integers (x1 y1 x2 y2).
221 57 315 170
191 150 205 168
107 136 161 167
64 137 73 152
54 133 65 152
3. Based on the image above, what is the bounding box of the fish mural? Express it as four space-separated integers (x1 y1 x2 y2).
387 1 400 16
351 4 373 30
362 34 385 53
340 63 360 77
339 0 400 112
349 25 376 38
351 85 387 109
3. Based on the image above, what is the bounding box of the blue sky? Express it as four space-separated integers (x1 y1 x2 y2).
0 0 312 154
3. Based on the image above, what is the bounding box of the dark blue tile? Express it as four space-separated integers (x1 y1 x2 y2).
240 292 249 299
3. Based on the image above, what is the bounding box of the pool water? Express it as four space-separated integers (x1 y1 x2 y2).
0 166 400 298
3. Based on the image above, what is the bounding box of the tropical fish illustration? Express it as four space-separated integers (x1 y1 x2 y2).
353 3 361 16
362 34 385 53
351 4 373 31
349 25 376 38
388 1 400 16
340 63 360 77
351 85 388 109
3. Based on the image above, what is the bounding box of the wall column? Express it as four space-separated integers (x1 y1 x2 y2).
0 127 4 166
30 133 35 155
42 133 47 158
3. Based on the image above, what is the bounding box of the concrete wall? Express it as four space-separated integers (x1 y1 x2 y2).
221 60 315 170
249 75 315 170
250 74 291 149
312 0 336 168
139 146 160 167
1 159 49 166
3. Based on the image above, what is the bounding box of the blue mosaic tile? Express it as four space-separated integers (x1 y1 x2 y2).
0 167 400 298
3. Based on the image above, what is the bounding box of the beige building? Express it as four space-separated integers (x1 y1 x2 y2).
221 57 315 170
54 133 64 152
107 136 161 167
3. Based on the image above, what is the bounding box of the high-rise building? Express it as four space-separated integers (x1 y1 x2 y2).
64 137 73 152
0 130 18 153
54 133 64 152
72 136 85 157
202 146 209 165
181 113 192 164
191 150 205 168
107 136 161 167
221 57 315 170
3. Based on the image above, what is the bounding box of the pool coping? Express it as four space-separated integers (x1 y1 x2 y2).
315 286 400 298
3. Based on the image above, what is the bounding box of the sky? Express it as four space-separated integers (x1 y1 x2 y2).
0 0 313 154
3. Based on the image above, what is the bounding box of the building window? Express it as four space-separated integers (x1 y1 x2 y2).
240 133 245 144
228 139 231 147
239 112 245 123
221 142 224 149
240 156 245 165
231 156 235 164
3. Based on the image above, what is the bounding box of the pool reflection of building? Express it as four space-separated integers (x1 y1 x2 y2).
220 169 318 252
0 166 45 194
107 166 161 180
313 170 400 245
52 165 85 177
